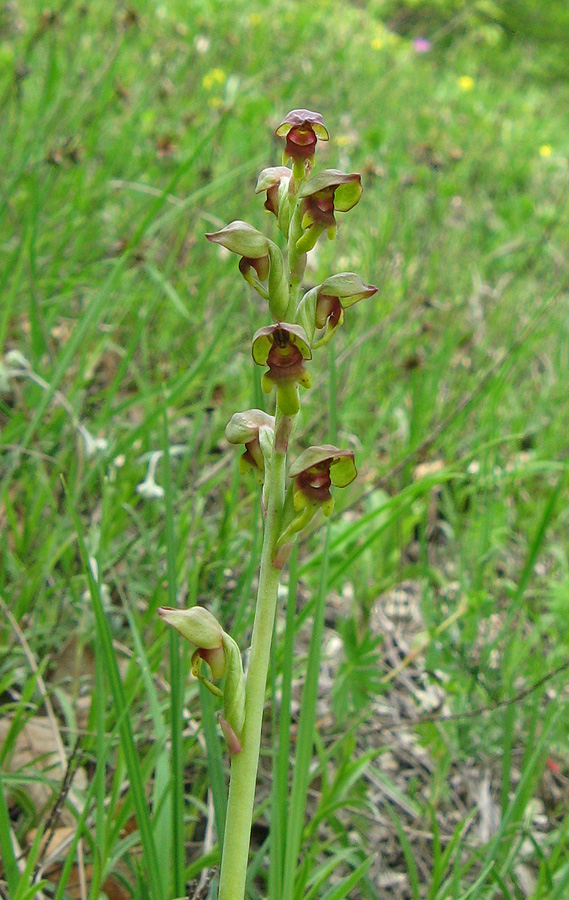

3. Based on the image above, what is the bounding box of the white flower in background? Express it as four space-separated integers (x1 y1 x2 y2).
136 451 165 500
195 35 210 54
78 423 108 457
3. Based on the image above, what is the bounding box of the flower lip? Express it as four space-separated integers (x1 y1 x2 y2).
275 109 329 141
314 294 342 330
276 110 329 162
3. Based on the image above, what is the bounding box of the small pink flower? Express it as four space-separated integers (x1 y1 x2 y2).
413 37 432 53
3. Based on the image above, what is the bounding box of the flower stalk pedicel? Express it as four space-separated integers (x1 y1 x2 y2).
159 109 377 900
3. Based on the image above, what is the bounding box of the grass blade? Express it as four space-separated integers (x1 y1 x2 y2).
0 774 19 896
67 493 164 900
162 409 185 896
282 525 331 900
385 803 421 900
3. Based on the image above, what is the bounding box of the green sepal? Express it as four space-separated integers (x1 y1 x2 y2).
158 606 223 649
289 445 357 487
298 170 363 212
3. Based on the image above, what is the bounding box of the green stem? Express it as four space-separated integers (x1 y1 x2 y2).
217 407 289 900
285 205 305 320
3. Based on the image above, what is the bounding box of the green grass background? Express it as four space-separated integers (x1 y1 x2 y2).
2 0 569 898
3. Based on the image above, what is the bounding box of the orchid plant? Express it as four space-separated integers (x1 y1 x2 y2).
159 109 377 900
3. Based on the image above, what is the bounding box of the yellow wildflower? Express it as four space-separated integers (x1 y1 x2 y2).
371 37 384 50
203 68 226 90
539 144 552 158
458 75 475 92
